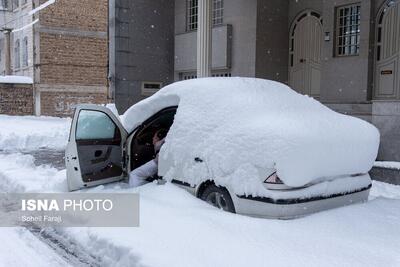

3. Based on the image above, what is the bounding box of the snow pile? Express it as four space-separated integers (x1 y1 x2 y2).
370 180 400 200
106 103 120 117
0 153 67 192
122 78 380 192
0 115 70 151
0 75 33 84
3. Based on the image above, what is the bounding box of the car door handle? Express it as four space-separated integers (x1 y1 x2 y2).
95 150 103 157
194 157 203 163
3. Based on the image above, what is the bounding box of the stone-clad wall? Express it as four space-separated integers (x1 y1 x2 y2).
0 84 33 115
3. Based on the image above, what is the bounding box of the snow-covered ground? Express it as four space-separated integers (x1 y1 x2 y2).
0 152 399 267
0 115 399 267
0 115 70 152
0 228 69 267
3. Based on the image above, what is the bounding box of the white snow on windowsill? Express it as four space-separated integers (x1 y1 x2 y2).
374 161 400 170
0 75 33 84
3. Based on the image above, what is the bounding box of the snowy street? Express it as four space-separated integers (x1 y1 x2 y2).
0 115 399 267
1 0 400 265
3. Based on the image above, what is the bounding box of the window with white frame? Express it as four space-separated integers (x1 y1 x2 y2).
22 37 28 67
14 39 20 69
13 0 18 9
213 0 223 25
187 0 224 31
141 82 162 96
335 3 361 56
22 0 26 5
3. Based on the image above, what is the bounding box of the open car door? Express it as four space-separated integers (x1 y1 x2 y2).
66 104 128 191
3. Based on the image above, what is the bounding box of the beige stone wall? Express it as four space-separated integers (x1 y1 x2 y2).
0 84 33 115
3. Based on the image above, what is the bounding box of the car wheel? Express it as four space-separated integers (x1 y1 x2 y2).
201 184 235 213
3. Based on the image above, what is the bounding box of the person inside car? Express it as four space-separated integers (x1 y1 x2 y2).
129 128 167 187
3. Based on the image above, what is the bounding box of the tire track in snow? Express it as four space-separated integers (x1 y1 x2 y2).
0 151 143 267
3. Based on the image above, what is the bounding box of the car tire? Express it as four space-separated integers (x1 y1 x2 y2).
201 184 236 213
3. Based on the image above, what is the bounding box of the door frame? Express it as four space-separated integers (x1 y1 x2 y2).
66 104 128 191
373 0 400 100
289 9 323 96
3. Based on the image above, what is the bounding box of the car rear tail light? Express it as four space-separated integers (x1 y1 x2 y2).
264 172 292 190
264 172 283 184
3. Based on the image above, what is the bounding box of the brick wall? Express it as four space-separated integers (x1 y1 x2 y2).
35 0 109 117
39 0 108 32
40 91 107 117
39 33 108 85
0 84 33 115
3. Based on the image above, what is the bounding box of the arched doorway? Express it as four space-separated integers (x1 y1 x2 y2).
289 11 323 97
375 0 400 99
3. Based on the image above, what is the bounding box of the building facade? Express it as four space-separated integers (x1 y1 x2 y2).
111 0 400 161
109 0 175 112
0 0 109 116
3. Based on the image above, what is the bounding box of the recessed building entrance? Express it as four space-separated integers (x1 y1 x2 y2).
375 1 400 99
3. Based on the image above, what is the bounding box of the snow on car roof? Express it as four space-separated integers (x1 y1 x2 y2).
122 77 379 191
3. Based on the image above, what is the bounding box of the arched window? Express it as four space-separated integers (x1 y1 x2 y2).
22 37 28 67
14 39 20 69
1 0 9 9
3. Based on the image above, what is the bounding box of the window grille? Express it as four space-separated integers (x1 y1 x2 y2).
213 0 223 26
187 0 224 31
180 71 231 80
141 82 162 96
335 4 361 56
187 0 198 31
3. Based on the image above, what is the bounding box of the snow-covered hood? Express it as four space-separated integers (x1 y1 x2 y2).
122 78 380 188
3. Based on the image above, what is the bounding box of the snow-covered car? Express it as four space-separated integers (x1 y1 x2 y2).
66 78 380 219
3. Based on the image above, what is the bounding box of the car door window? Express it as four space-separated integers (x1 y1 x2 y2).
76 110 116 140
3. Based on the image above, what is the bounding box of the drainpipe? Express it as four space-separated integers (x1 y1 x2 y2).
197 0 212 78
3 28 12 75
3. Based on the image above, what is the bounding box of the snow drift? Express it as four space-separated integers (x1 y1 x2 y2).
122 78 380 190
0 115 70 151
